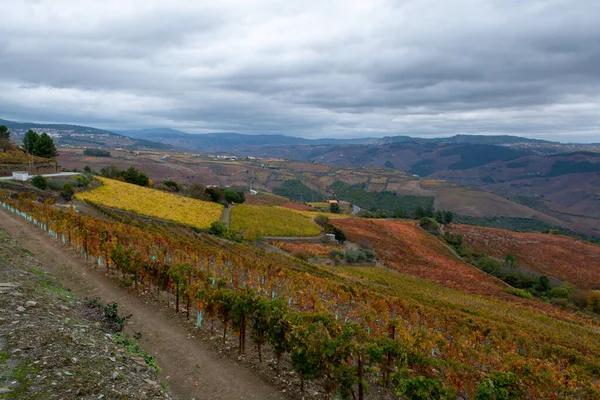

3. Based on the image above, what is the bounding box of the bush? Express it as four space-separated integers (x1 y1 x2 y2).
364 249 377 260
345 250 359 263
209 221 228 236
549 287 570 300
60 183 75 201
329 250 344 262
31 175 49 190
586 291 600 313
476 372 522 400
356 250 367 262
83 148 111 157
314 215 330 227
419 217 440 235
505 287 533 299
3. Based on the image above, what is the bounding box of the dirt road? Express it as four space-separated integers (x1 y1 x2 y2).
0 208 288 400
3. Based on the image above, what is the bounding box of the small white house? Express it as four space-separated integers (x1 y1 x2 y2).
12 171 30 181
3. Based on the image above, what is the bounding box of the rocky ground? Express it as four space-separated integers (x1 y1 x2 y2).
0 227 171 399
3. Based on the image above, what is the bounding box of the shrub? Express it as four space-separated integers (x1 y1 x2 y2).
329 250 344 261
31 175 49 190
419 217 440 235
549 287 570 300
345 250 359 263
586 291 600 313
83 148 111 157
356 250 367 262
60 183 75 201
475 372 521 400
315 214 330 227
505 287 532 299
209 221 228 236
364 249 377 260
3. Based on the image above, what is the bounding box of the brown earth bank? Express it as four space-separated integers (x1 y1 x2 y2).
0 208 291 400
0 228 171 399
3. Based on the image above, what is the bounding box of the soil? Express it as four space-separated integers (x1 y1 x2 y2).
0 226 170 399
0 208 290 400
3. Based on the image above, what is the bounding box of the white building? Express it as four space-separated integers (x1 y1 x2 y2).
12 171 29 181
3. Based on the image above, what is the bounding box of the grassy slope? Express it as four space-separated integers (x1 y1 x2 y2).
447 224 600 290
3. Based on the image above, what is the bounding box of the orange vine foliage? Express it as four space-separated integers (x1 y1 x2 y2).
332 218 505 296
2 195 600 398
447 224 600 289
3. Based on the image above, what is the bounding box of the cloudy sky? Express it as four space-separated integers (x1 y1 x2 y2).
1 0 599 142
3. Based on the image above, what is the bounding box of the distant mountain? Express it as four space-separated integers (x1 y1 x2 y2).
0 118 172 150
116 128 378 152
378 134 554 146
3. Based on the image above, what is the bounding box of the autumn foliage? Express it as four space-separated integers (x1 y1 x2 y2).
2 193 600 398
76 177 223 229
447 224 600 290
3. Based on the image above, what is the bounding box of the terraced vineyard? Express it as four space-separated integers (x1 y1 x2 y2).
3 192 600 398
76 177 223 229
230 204 322 237
332 218 506 296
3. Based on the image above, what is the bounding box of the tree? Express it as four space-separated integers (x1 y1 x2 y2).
188 183 210 201
443 211 454 224
60 183 75 201
83 148 111 157
209 221 227 236
330 202 341 214
224 188 243 204
122 167 149 186
333 227 347 244
435 210 444 224
419 217 440 235
0 125 11 152
23 130 40 154
33 133 58 158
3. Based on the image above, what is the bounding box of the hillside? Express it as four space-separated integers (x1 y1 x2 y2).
0 118 172 150
446 224 600 290
3 180 600 397
58 148 583 234
331 218 506 296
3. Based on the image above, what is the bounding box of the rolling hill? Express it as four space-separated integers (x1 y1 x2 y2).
0 118 172 150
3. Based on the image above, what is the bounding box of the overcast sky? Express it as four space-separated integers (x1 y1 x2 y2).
1 0 599 142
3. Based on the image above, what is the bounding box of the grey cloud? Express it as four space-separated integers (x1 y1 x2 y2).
0 0 599 141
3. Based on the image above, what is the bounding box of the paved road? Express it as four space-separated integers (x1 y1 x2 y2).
0 172 81 181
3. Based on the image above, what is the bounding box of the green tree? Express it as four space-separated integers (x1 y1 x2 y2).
330 202 341 214
23 130 40 154
435 210 444 224
443 211 454 224
33 133 58 158
224 188 243 204
122 167 149 186
333 227 347 244
0 125 11 152
209 221 228 236
60 183 75 201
